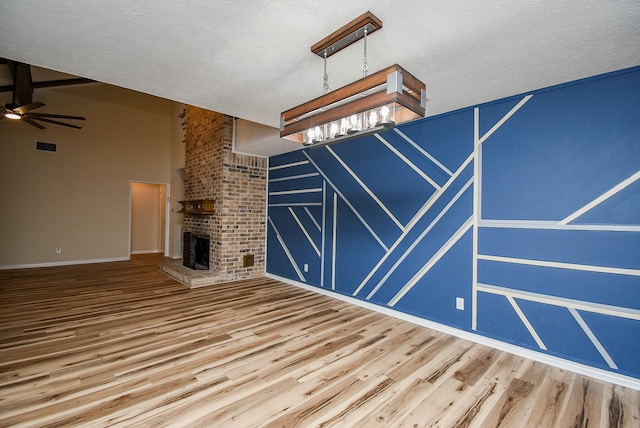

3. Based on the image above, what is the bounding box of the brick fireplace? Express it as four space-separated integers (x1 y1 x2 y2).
168 106 267 286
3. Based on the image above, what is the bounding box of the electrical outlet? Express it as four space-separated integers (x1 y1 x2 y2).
303 263 309 272
456 297 464 310
56 246 62 254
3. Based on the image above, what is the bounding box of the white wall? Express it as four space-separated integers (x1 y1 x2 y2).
169 104 186 258
0 83 179 267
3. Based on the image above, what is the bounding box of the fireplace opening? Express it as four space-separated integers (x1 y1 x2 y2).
183 232 210 270
194 236 209 270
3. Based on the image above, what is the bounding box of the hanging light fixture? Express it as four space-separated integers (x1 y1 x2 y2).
280 11 426 148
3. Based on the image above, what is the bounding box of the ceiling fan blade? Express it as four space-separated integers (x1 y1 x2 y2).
32 117 82 129
16 101 45 114
22 117 46 129
25 112 85 121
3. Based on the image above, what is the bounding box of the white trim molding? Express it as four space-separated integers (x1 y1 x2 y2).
0 256 130 270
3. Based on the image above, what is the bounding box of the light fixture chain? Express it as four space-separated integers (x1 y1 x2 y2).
323 51 330 94
362 27 368 77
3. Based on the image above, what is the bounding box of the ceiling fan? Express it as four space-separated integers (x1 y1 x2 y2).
0 59 87 129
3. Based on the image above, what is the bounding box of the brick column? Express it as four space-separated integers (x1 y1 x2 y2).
183 106 267 282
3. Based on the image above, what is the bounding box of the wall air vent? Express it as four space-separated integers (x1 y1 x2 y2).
35 141 58 153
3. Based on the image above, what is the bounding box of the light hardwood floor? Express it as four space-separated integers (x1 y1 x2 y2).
1 254 638 427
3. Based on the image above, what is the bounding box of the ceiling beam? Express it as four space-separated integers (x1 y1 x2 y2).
0 77 97 93
7 60 34 105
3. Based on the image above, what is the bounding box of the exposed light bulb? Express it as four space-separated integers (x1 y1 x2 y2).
340 118 348 135
307 128 315 142
380 105 390 121
369 110 378 127
330 122 338 138
314 126 322 141
347 114 359 134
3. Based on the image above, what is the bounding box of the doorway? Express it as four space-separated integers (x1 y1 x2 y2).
130 182 170 256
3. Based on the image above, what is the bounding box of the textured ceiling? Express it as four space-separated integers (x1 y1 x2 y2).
1 1 639 155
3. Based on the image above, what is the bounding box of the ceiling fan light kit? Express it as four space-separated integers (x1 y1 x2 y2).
1 101 85 129
0 59 86 129
280 11 426 148
4 109 21 120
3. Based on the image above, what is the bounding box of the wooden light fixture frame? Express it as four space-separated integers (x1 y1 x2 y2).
311 11 383 58
280 12 426 145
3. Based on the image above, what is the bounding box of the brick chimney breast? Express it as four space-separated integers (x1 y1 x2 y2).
183 106 267 282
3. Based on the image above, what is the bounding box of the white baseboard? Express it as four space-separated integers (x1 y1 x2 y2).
0 257 130 270
266 273 640 391
131 250 161 255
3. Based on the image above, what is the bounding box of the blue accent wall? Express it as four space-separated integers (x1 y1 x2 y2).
267 66 640 380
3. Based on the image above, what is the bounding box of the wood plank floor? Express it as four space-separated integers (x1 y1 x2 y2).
1 254 638 427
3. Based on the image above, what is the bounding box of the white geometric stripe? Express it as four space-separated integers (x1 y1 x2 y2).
393 128 454 177
364 177 473 300
303 151 389 251
477 283 640 321
388 216 473 306
559 170 640 225
288 207 320 257
477 254 640 277
326 146 405 231
478 95 533 145
374 134 442 190
268 217 305 282
353 152 474 297
569 308 618 369
506 295 547 350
